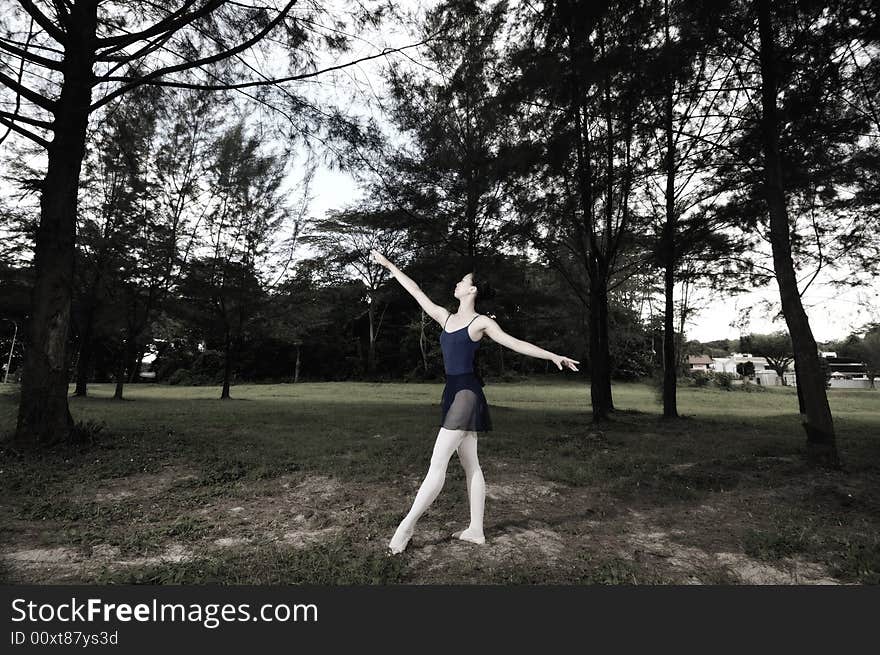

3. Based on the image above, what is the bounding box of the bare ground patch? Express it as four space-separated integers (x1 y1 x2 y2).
391 460 845 585
69 466 201 503
1 542 196 584
612 509 839 584
1 471 393 583
0 460 856 584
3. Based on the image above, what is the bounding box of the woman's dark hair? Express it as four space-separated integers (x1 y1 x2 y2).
469 270 496 307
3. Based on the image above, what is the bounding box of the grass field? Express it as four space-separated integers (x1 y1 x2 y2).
1 380 878 584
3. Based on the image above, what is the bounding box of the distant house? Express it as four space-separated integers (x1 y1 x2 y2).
687 355 713 371
712 353 770 376
825 356 870 389
753 353 870 388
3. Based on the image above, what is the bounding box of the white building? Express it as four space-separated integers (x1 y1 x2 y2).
711 353 771 375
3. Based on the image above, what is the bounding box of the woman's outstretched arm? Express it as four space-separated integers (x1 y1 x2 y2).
481 316 579 372
371 249 449 326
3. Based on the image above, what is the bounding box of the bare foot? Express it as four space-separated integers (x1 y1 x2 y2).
452 527 486 545
388 525 414 554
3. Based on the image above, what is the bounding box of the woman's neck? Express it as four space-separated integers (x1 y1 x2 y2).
456 300 476 316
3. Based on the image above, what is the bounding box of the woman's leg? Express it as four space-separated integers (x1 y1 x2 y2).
454 431 486 544
388 427 466 553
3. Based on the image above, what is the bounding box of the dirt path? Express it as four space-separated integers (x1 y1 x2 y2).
1 459 844 584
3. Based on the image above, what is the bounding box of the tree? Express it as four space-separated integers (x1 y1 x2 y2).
750 331 794 384
0 1 297 444
198 122 289 399
73 84 162 397
703 0 879 463
507 0 643 422
0 0 421 447
362 0 519 261
754 0 839 464
638 0 751 418
301 209 407 375
736 361 755 377
858 326 880 389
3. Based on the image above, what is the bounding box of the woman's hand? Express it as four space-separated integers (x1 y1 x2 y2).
552 354 580 372
370 249 392 269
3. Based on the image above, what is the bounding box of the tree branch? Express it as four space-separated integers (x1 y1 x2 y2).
0 69 55 111
50 0 70 28
95 1 211 51
0 16 38 148
0 113 49 148
97 28 176 66
92 0 299 108
0 35 62 69
17 0 67 43
0 109 52 128
92 32 436 111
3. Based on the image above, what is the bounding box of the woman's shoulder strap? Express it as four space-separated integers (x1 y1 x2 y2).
443 313 451 328
466 314 481 327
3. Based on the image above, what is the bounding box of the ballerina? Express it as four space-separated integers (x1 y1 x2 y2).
370 250 579 555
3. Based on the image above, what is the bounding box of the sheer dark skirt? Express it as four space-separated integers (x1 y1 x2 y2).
440 372 492 433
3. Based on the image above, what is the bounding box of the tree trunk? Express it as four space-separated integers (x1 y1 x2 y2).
128 344 145 384
74 321 93 397
589 275 614 422
419 310 428 373
113 347 126 400
294 344 301 383
367 296 375 375
757 0 837 466
660 0 679 419
662 248 678 418
221 326 232 399
14 5 99 446
565 13 614 424
793 359 806 411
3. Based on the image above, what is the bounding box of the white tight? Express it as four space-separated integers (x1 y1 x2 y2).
389 427 486 551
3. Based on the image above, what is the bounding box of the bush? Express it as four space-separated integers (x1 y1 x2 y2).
70 419 106 446
613 367 645 382
403 365 440 383
713 372 736 390
740 377 767 393
690 371 711 387
190 350 223 378
167 368 192 386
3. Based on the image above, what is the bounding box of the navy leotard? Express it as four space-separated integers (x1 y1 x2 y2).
439 314 492 432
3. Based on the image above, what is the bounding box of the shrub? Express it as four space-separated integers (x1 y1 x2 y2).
167 368 193 386
403 365 440 383
713 372 736 390
613 367 645 382
741 377 767 393
690 371 711 387
70 419 106 445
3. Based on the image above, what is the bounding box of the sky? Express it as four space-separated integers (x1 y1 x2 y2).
294 2 879 345
684 280 879 343
2 1 876 345
304 164 878 344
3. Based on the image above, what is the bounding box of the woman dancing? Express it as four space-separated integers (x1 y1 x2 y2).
370 250 580 555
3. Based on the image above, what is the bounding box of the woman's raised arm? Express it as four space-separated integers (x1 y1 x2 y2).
482 315 579 372
371 250 449 326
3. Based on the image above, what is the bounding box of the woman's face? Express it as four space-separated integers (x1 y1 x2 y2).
454 273 474 299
